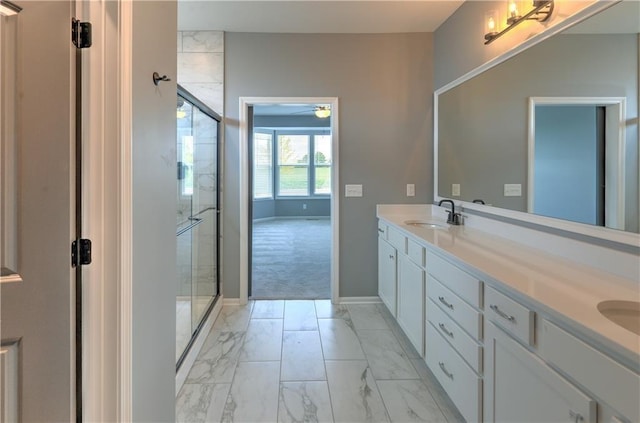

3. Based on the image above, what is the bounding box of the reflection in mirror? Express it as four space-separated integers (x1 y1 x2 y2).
437 1 639 233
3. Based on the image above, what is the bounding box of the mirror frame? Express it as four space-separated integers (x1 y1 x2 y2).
434 0 639 248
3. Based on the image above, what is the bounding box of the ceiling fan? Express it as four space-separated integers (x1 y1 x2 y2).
290 105 331 119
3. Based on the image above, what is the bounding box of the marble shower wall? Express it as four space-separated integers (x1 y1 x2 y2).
178 31 224 115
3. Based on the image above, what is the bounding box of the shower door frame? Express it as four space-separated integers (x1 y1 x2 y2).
176 85 222 370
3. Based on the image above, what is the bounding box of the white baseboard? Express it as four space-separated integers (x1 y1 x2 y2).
175 298 223 395
338 296 382 304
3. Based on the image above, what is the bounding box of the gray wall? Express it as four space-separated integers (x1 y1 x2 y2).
254 115 331 128
131 1 177 420
225 32 433 298
534 106 599 225
437 33 638 232
434 1 598 89
253 199 331 219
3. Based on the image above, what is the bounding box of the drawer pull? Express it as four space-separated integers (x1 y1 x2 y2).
438 361 454 379
569 410 584 422
438 322 454 338
438 296 454 310
378 228 385 233
490 304 516 323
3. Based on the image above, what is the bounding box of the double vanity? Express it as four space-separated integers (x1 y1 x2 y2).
377 204 639 423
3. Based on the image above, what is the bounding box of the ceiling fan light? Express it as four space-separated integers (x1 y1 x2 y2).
314 107 331 119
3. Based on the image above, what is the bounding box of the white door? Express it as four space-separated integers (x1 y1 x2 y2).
1 1 78 420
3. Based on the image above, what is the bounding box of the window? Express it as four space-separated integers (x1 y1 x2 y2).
278 134 310 196
253 132 273 198
253 130 332 199
314 135 332 195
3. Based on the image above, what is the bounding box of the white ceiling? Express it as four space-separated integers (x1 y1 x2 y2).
178 1 465 33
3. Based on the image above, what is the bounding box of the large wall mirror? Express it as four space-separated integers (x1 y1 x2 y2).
436 1 639 235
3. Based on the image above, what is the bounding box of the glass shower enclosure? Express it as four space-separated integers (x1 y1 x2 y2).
176 86 221 368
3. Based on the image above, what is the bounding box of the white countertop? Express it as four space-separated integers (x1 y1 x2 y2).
377 205 640 368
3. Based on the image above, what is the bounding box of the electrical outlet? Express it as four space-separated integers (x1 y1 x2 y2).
302 203 307 210
406 184 415 197
452 184 461 196
504 184 522 197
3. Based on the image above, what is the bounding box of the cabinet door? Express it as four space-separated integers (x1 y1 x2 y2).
484 322 596 423
397 255 425 355
378 237 397 316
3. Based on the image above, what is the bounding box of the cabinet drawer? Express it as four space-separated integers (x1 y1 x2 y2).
377 220 387 238
428 275 482 341
407 238 425 267
427 251 482 308
540 320 640 423
387 226 406 253
485 285 535 346
427 297 483 373
426 322 482 423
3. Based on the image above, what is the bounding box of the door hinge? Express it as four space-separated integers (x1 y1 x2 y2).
72 18 92 49
71 239 92 267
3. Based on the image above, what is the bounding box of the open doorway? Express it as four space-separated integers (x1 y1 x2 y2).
528 97 626 230
239 97 339 303
250 105 332 299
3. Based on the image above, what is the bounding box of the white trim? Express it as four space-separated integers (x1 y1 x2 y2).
338 296 383 305
239 97 340 305
222 297 243 306
527 97 626 230
175 299 223 395
433 1 638 248
118 0 133 420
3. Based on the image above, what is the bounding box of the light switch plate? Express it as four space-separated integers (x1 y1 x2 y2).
504 183 522 196
345 184 363 197
452 184 460 196
406 184 415 197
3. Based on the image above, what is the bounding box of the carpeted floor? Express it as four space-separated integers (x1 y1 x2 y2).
251 218 331 299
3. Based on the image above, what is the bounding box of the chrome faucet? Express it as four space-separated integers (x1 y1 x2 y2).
438 199 461 225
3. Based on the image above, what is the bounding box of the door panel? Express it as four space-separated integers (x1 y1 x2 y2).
1 1 75 421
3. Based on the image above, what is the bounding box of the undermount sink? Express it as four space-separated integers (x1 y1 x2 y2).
404 219 448 229
597 300 640 336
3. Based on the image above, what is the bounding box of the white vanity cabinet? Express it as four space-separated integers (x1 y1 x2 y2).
425 250 484 423
397 252 425 356
484 321 597 423
377 213 640 423
378 222 398 316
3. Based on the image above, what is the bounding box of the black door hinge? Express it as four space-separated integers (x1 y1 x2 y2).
72 18 92 49
71 239 92 267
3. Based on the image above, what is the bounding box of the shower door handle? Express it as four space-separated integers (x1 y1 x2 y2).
177 217 204 236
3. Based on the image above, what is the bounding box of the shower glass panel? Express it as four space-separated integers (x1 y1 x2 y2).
176 86 221 367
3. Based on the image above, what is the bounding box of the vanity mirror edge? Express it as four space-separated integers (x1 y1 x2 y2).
433 0 640 249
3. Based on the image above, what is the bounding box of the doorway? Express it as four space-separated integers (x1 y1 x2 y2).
528 97 626 230
239 97 339 304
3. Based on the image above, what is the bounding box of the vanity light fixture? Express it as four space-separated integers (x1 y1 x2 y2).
314 106 331 119
0 0 21 16
484 0 554 45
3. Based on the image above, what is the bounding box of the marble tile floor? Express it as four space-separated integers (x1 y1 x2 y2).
176 300 464 423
